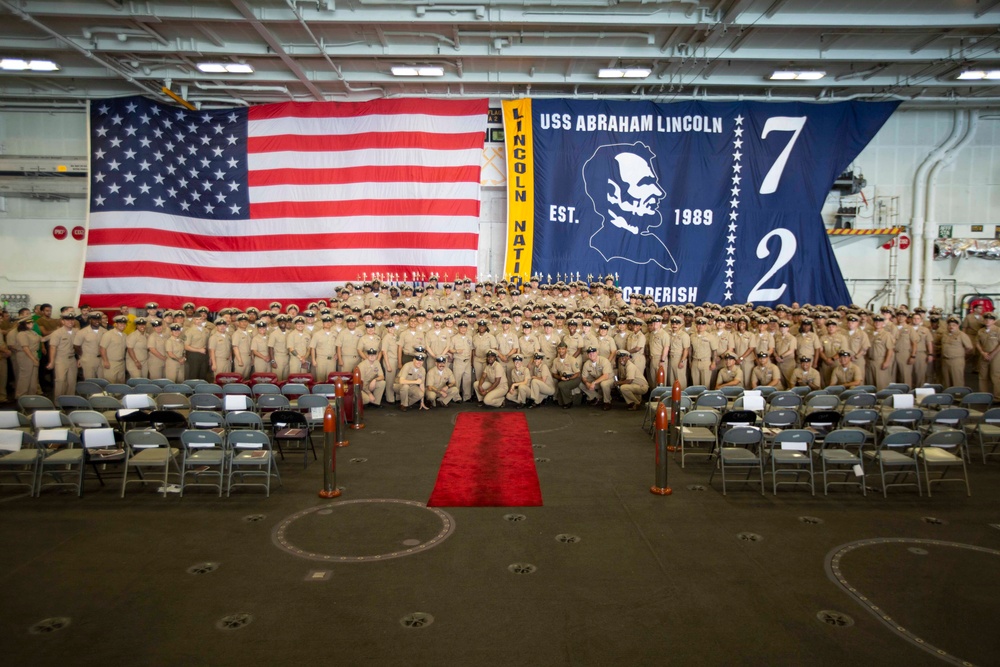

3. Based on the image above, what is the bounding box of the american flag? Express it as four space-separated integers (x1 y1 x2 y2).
82 96 488 310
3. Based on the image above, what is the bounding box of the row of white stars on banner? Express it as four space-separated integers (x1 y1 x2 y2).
724 114 744 302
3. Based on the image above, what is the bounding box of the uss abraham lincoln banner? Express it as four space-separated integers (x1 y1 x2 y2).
502 99 898 306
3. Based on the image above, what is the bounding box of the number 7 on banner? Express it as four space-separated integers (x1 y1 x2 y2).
758 117 806 195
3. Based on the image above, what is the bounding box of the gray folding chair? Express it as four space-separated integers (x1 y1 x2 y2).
817 428 867 496
34 428 85 497
121 429 180 498
0 430 42 496
975 407 1000 464
915 430 971 497
863 430 921 498
708 426 764 495
767 429 815 495
179 429 226 497
227 430 281 497
676 409 719 468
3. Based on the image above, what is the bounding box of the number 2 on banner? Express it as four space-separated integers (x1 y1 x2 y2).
758 117 806 195
747 229 796 302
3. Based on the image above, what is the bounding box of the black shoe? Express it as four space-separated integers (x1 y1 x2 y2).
562 404 571 409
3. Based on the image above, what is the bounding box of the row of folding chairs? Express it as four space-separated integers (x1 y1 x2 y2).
0 425 286 499
706 425 970 499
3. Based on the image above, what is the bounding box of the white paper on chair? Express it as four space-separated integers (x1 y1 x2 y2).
0 429 22 451
743 391 765 412
123 394 152 409
892 394 914 409
224 395 248 411
914 388 934 404
117 408 139 417
84 427 116 448
38 428 69 442
853 464 865 477
781 441 808 451
310 407 325 420
0 412 20 428
34 410 63 428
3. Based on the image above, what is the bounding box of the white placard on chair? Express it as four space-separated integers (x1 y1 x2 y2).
0 429 22 451
83 428 116 448
0 412 22 428
743 391 765 412
781 441 808 452
34 410 63 428
224 395 248 411
892 394 914 409
310 407 325 420
914 388 934 404
123 394 153 409
37 428 70 442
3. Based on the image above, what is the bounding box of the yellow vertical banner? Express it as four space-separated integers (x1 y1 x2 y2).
502 99 534 281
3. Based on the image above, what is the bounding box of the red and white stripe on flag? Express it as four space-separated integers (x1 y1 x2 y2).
81 97 488 310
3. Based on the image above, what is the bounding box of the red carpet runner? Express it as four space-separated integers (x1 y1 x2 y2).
427 412 542 507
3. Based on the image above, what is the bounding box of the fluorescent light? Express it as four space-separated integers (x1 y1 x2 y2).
197 62 254 74
770 70 825 81
599 68 650 79
0 58 59 71
391 66 443 77
958 70 1000 80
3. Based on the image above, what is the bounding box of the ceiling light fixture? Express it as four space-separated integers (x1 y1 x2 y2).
598 68 651 79
196 62 254 74
391 66 444 77
770 70 826 81
957 70 1000 80
0 58 59 71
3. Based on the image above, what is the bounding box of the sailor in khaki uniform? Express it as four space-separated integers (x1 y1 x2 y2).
866 315 896 390
910 312 934 388
714 353 743 390
818 320 848 386
146 319 167 381
750 351 782 389
125 317 149 380
425 355 459 407
476 350 508 408
100 315 128 383
397 353 427 411
688 317 717 388
773 322 798 388
580 346 615 410
77 314 104 381
506 354 531 406
208 319 233 376
615 348 649 410
310 315 339 382
286 316 311 375
380 321 399 403
941 316 973 388
664 316 691 389
789 355 822 391
165 324 187 383
552 341 582 408
528 352 557 407
335 316 362 374
471 320 498 383
184 311 211 382
450 320 474 402
830 349 863 389
976 312 1000 398
231 314 253 380
250 322 271 375
356 348 386 407
46 313 79 397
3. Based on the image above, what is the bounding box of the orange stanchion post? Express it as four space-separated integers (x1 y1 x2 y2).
651 402 672 495
656 364 666 387
318 403 341 498
334 378 349 447
350 365 365 430
666 380 682 452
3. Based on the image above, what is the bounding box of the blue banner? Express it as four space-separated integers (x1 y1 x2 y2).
502 99 898 306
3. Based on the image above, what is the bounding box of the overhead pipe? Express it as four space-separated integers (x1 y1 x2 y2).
908 110 966 307
0 0 164 100
192 81 294 97
921 110 978 307
284 0 386 97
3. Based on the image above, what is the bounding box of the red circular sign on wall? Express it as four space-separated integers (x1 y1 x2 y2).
52 225 67 240
898 234 911 250
71 226 85 240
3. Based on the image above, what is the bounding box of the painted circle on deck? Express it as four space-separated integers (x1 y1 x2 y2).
826 537 1000 666
272 498 455 563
